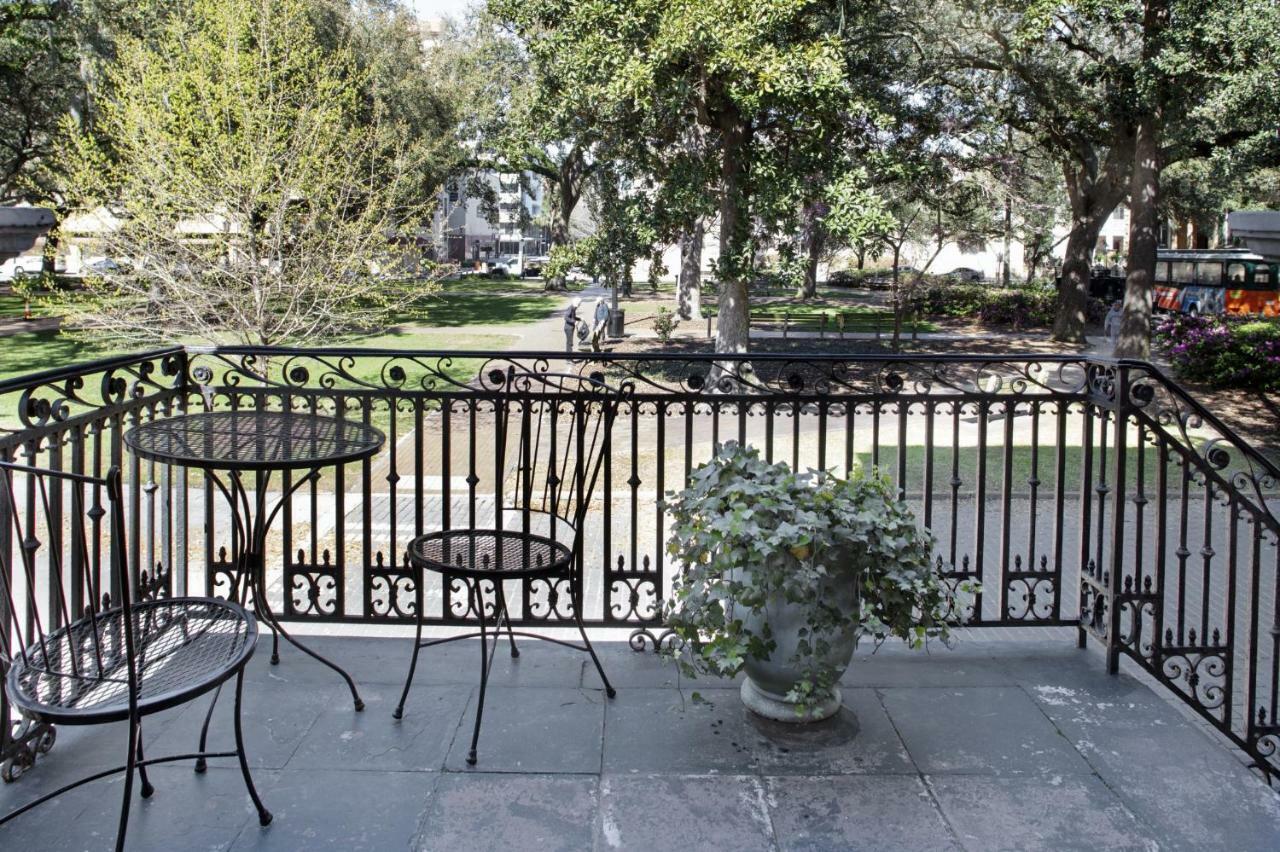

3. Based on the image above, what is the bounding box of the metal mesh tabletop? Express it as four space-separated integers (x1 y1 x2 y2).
7 598 255 724
408 529 572 579
124 411 384 472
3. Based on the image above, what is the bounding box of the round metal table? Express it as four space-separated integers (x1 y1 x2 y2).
125 411 384 714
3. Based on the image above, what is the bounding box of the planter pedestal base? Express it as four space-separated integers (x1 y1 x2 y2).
740 678 843 723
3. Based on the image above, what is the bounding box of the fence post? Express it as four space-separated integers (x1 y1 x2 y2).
1104 363 1130 674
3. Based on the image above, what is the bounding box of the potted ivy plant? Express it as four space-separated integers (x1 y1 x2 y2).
662 441 967 722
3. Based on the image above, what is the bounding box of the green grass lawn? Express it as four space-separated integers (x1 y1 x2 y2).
0 328 116 384
0 290 60 319
392 292 565 328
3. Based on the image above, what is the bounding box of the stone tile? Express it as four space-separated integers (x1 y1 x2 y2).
233 768 435 851
603 688 765 775
880 686 1091 775
444 686 605 773
3 766 259 852
752 689 915 775
146 681 338 770
1039 689 1280 850
927 773 1155 851
843 651 1017 688
598 775 775 852
287 683 469 772
765 775 960 852
240 634 588 690
592 642 701 688
412 773 597 852
1024 679 1205 734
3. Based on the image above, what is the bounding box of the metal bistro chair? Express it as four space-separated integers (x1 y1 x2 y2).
0 461 271 851
395 367 627 765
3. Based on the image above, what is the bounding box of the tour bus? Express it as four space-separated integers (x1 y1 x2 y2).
1090 249 1280 317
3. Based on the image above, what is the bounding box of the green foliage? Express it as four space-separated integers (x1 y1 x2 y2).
662 442 970 710
909 282 1061 329
652 306 679 343
59 0 443 347
0 0 78 201
1155 314 1280 392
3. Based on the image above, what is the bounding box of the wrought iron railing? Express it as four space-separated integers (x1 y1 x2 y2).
1 348 1277 782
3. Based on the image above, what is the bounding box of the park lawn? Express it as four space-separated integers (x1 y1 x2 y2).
391 291 566 328
0 290 63 319
0 327 117 385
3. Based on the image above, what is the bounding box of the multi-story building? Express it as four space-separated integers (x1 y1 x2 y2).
433 171 550 266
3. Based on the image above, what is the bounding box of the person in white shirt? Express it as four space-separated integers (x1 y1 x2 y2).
1104 301 1123 342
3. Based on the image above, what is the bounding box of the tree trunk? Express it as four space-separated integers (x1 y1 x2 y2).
545 148 585 292
1114 0 1167 359
890 243 903 352
1116 116 1161 359
1053 176 1122 343
677 218 703 320
714 115 751 354
797 199 822 300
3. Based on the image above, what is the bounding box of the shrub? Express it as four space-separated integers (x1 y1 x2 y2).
1154 314 1280 391
652 306 679 343
976 286 1056 328
908 282 1057 328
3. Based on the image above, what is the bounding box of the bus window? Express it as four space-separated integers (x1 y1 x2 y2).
1171 261 1195 283
1194 262 1220 285
1226 263 1247 286
1154 262 1169 283
1255 266 1273 287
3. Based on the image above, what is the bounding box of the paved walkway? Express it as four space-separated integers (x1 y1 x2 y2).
4 637 1278 851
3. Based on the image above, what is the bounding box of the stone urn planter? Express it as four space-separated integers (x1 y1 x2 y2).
738 571 860 722
661 442 967 722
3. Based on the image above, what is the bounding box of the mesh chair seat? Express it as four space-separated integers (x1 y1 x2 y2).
6 597 256 725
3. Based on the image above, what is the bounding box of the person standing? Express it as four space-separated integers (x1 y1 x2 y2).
1103 300 1123 342
590 297 610 351
564 297 582 352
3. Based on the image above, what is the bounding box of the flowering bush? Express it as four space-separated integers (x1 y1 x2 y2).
1154 314 1280 391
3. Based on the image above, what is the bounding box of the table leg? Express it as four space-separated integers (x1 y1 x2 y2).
222 470 365 712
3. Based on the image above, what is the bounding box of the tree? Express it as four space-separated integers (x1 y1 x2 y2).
496 1 900 353
0 1 78 202
1114 0 1280 358
941 2 1140 343
59 0 441 347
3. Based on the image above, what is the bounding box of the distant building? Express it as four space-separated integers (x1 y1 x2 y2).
432 171 550 265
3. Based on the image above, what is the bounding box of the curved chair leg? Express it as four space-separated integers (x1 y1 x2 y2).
495 582 519 659
115 714 140 852
194 683 222 773
136 724 155 799
573 575 615 698
232 670 273 827
466 578 491 766
393 588 426 720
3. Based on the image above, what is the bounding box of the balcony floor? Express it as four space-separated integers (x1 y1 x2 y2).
3 634 1279 851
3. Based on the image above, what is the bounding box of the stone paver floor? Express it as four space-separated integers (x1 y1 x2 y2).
3 637 1279 851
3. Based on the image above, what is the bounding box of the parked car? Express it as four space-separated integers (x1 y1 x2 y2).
944 267 984 282
487 255 521 277
0 254 44 282
84 256 131 275
522 255 550 278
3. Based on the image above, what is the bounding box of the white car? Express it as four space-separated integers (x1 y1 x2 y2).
0 255 44 282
